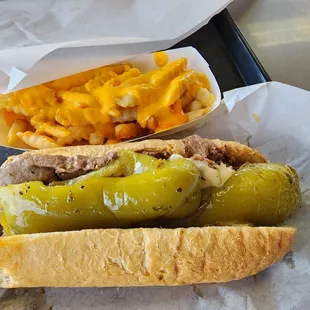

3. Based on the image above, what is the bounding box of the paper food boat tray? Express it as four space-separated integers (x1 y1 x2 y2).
0 46 221 150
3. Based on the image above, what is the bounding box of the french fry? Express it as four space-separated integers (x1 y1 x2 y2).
146 116 158 130
195 87 210 106
71 140 88 146
150 58 187 86
85 71 118 93
161 70 202 108
31 116 70 139
153 51 169 67
27 122 36 133
93 68 141 117
56 108 92 127
115 123 138 140
83 108 112 125
7 119 28 146
69 85 89 94
45 70 98 91
3 110 26 127
116 93 137 108
56 136 75 146
3 105 36 118
68 125 94 141
30 115 44 129
16 85 57 108
46 64 130 92
112 107 137 123
37 123 71 138
89 132 105 145
56 125 94 146
94 123 115 140
17 132 60 149
172 99 184 114
180 92 193 109
114 68 142 83
185 100 203 113
206 93 216 109
186 108 207 122
59 92 97 108
106 139 119 145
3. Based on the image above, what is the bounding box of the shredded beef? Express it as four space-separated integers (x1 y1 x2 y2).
182 135 232 164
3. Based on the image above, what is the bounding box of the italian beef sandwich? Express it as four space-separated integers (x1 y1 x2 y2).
0 135 301 287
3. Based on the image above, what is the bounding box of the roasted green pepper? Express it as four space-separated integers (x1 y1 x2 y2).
0 155 201 235
189 163 301 226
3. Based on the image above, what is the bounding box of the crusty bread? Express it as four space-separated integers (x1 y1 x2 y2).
0 226 295 288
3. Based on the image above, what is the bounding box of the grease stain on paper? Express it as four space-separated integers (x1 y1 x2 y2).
252 113 260 123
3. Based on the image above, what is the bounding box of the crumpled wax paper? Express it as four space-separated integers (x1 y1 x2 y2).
1 81 309 310
0 0 232 93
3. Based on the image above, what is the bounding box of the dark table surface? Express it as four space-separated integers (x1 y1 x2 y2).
173 20 245 93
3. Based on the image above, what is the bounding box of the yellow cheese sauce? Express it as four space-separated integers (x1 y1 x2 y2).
153 51 169 67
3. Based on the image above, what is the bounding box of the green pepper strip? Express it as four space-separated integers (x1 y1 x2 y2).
0 154 201 235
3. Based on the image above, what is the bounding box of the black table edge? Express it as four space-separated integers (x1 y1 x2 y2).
213 9 271 85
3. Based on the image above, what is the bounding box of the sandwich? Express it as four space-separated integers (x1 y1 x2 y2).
0 135 301 287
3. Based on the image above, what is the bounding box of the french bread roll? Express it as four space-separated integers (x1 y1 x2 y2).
0 135 297 287
0 226 295 288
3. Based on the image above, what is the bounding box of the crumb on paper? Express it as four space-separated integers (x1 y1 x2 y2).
252 113 260 123
192 285 204 299
283 251 295 269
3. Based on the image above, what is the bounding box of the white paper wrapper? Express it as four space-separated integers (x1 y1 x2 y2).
0 0 231 93
0 46 221 150
1 81 309 309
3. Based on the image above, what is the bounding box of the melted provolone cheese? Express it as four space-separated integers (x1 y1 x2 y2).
169 154 234 189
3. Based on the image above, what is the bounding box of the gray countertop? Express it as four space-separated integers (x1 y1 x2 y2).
228 0 310 91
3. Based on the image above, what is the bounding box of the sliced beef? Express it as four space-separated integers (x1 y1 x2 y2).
182 135 230 164
0 151 118 186
139 151 171 159
138 136 232 164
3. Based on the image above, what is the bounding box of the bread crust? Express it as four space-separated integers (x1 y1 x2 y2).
0 226 295 288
